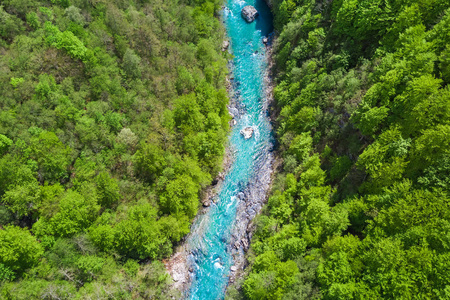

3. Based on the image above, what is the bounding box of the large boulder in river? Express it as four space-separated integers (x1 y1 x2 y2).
240 127 254 139
241 6 258 23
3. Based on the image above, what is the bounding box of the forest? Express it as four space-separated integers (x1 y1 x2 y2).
228 0 450 299
0 0 228 298
2 0 450 299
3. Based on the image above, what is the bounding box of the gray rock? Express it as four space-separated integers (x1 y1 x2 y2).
241 238 249 250
230 266 237 272
234 241 240 249
202 199 211 207
263 37 268 44
241 6 258 23
264 0 273 8
229 107 239 118
222 40 229 51
240 127 254 139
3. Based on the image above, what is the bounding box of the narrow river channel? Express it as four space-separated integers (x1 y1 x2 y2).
186 1 274 299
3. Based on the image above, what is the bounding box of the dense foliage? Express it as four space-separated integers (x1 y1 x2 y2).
236 0 450 299
0 0 228 297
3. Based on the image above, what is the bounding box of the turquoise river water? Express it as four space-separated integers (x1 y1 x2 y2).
186 0 274 299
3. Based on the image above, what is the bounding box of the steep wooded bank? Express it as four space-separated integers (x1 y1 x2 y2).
231 0 450 299
0 0 228 298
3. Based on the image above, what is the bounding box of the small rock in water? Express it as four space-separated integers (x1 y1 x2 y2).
188 267 194 273
240 127 254 139
263 37 269 44
202 199 211 207
229 107 239 118
230 266 237 272
222 40 230 51
237 192 245 200
214 262 222 269
241 5 259 23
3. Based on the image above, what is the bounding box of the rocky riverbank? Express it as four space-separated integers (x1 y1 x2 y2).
227 36 276 286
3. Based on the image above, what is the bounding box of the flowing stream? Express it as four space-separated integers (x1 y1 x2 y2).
185 1 274 299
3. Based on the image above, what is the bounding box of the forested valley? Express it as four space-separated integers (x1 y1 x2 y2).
2 0 450 299
0 0 228 298
229 0 450 299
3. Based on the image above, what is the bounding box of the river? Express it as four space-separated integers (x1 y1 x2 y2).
185 0 274 299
